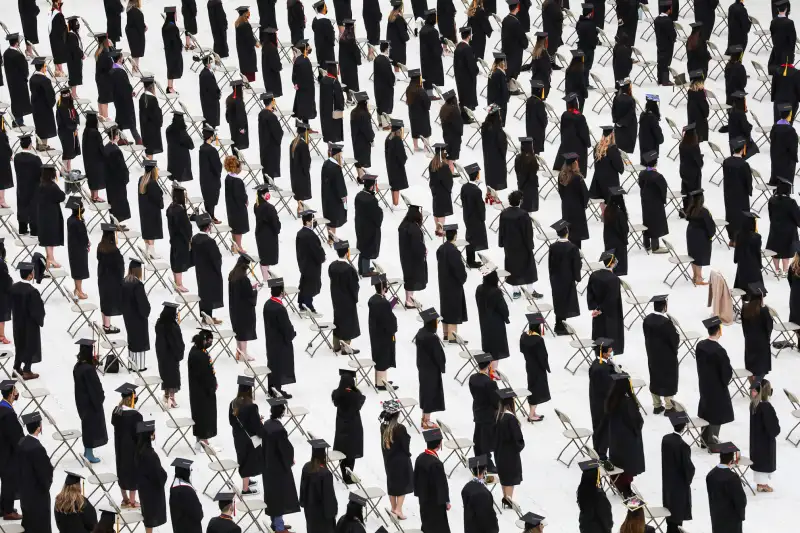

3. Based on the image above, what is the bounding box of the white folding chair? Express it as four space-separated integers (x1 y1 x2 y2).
783 389 800 447
662 240 695 288
436 419 474 478
667 314 703 363
270 387 310 438
346 469 388 526
200 441 239 497
554 408 592 467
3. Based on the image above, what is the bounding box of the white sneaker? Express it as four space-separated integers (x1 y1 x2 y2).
147 246 162 260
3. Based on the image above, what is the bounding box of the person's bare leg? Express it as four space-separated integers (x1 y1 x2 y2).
98 103 108 119
392 191 400 206
175 272 189 292
71 86 78 99
129 490 138 507
395 495 406 519
413 139 419 151
243 477 250 492
0 191 6 208
389 495 397 514
773 258 781 275
783 258 791 275
260 265 270 281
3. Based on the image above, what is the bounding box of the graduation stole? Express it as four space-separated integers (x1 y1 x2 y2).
569 108 580 115
424 448 439 458
205 349 215 375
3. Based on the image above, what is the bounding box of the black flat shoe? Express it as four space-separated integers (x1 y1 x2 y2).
103 325 120 334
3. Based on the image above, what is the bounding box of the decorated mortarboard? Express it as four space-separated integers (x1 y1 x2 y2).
214 491 235 502
237 375 256 387
616 78 632 88
419 308 440 322
595 337 614 349
709 441 739 454
650 294 669 303
702 316 722 329
570 49 585 58
493 52 507 60
748 281 767 297
562 152 579 164
371 273 388 286
496 388 517 399
464 163 481 177
235 6 251 14
195 213 213 227
608 186 626 197
517 513 546 529
474 352 493 364
468 455 488 469
442 89 456 101
390 118 404 130
115 383 138 395
65 196 83 210
550 219 570 232
16 262 34 271
100 223 117 232
526 313 546 325
742 210 759 219
487 103 501 114
171 458 194 470
0 380 15 392
578 459 601 471
136 420 156 434
255 183 272 193
535 31 548 38
361 174 378 186
20 412 42 425
164 6 178 13
354 91 369 103
423 427 443 441
645 94 660 102
624 498 646 511
32 57 47 67
689 70 704 81
442 223 458 232
689 21 704 28
333 240 350 251
162 301 180 308
667 410 690 425
267 397 288 407
65 471 84 486
308 438 330 449
777 102 794 112
725 44 744 56
267 277 285 288
563 92 579 102
4 33 20 42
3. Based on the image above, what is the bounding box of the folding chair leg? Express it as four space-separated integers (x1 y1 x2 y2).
786 421 800 447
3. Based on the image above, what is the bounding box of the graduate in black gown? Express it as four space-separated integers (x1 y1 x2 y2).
576 459 613 533
224 157 250 251
386 2 409 70
339 20 361 98
137 161 164 259
429 143 454 232
350 94 375 178
495 390 525 505
168 458 203 533
18 412 53 533
454 27 479 113
638 151 669 252
335 494 367 533
498 191 538 298
487 55 509 126
0 372 23 521
437 224 468 340
257 27 282 99
461 456 498 533
135 421 168 532
638 95 664 162
741 284 773 382
643 295 680 414
606 374 645 497
564 50 588 113
229 376 264 494
296 210 325 312
554 93 591 175
234 7 259 82
547 220 581 334
684 189 715 284
155 302 184 407
407 70 432 150
196 127 222 223
30 57 57 147
10 262 45 378
467 0 493 60
770 103 799 184
229 256 258 359
602 187 629 276
49 1 68 76
292 41 317 122
166 113 195 183
723 46 746 109
520 313 551 421
64 18 83 95
526 41 551 101
696 317 734 445
587 252 625 354
258 94 283 181
654 1 676 85
254 184 281 279
167 186 193 290
706 442 747 533
514 139 539 211
461 163 487 268
73 339 108 464
661 411 695 533
320 61 345 144
0 245 11 348
750 380 781 492
299 440 338 533
111 384 143 508
386 120 409 205
290 123 313 211
469 354 498 471
103 127 132 223
321 145 348 238
197 56 221 128
501 0 528 83
558 152 590 249
414 428 451 533
687 71 710 142
208 0 230 58
677 125 704 212
96 224 124 334
329 242 361 351
416 308 447 429
722 138 753 244
368 275 398 389
420 9 445 91
138 80 163 159
476 268 510 363
125 0 146 68
191 214 224 318
481 105 508 190
162 7 184 93
727 93 759 159
332 368 366 483
612 31 633 83
95 39 115 120
354 177 382 276
104 0 124 44
53 471 98 532
121 258 151 372
767 178 800 274
79 113 104 202
380 402 414 519
18 0 39 55
188 329 219 447
589 126 623 213
226 80 249 150
373 42 396 126
36 164 66 267
262 399 301 531
769 1 796 71
4 34 33 126
611 81 637 155
263 278 297 396
398 205 427 305
733 211 763 291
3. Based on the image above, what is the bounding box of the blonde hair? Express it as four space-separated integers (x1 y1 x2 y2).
532 39 547 60
389 3 402 21
594 132 614 161
751 379 773 412
690 79 705 91
127 0 141 11
224 155 242 174
291 131 308 154
382 418 399 449
55 483 85 514
467 0 483 18
118 394 135 409
792 252 800 275
138 167 157 194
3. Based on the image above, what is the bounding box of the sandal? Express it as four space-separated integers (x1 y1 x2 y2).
757 484 774 493
103 325 121 334
527 415 544 423
175 285 189 293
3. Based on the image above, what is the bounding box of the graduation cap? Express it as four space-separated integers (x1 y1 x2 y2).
570 49 585 59
371 273 388 286
354 91 369 103
550 219 570 233
142 159 158 170
32 57 47 67
136 420 156 434
141 76 156 86
59 87 72 96
230 79 244 88
0 380 15 392
777 102 794 114
731 90 747 100
595 337 614 349
645 94 660 102
742 210 759 219
237 375 256 388
75 338 96 348
375 528 390 533
725 44 744 57
433 142 447 154
333 240 350 251
339 367 357 378
562 152 579 164
259 92 275 103
171 458 193 470
362 174 378 186
776 0 790 7
608 186 626 197
464 163 481 178
195 213 213 228
255 183 272 194
650 294 669 304
689 70 704 81
129 258 143 270
641 151 658 165
267 277 285 288
474 352 493 365
423 428 443 442
21 412 42 428
17 262 34 272
702 316 722 330
214 491 235 504
65 195 82 210
493 52 507 60
578 459 601 471
115 383 138 396
294 39 309 49
390 0 403 6
267 397 288 407
667 410 690 426
162 301 180 309
709 441 739 454
349 492 368 506
624 499 646 511
658 0 673 6
343 19 356 26
460 26 472 36
442 223 458 232
308 438 330 449
329 143 344 156
517 513 546 529
299 208 316 217
442 89 456 101
64 471 84 486
730 137 747 152
581 2 594 10
535 31 548 38
468 455 488 470
390 119 404 131
487 103 502 115
496 388 517 400
683 123 696 132
235 6 251 14
506 0 520 5
519 137 534 145
748 281 767 297
419 308 440 323
164 6 178 13
424 8 437 15
616 78 632 88
600 124 615 135
563 92 579 103
689 21 703 29
4 33 20 42
261 27 278 35
100 223 117 233
312 0 325 8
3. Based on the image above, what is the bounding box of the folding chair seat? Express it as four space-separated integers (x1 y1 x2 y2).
668 70 689 107
578 251 603 295
749 110 771 148
748 16 771 54
347 470 388 526
451 332 483 384
631 47 657 85
664 117 684 160
85 468 119 504
783 389 800 447
161 404 197 456
382 380 420 433
103 497 145 533
627 220 647 251
751 61 772 103
401 194 433 239
705 90 730 131
619 151 644 192
729 368 753 399
200 312 237 363
667 314 702 363
342 344 378 392
531 215 557 264
40 266 71 304
93 322 129 375
563 323 595 375
751 169 775 213
762 249 779 278
233 488 270 532
662 240 695 288
711 2 728 36
16 379 49 418
542 102 561 144
706 41 727 80
0 349 14 379
554 409 592 467
671 401 709 448
523 289 554 334
135 373 165 410
83 199 111 232
201 442 239 497
171 281 203 324
10 234 38 266
303 309 335 356
769 307 800 357
271 388 310 438
238 356 271 398
620 280 651 330
41 409 84 467
436 420 474 477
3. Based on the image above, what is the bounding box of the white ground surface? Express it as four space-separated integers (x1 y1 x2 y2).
2 0 800 531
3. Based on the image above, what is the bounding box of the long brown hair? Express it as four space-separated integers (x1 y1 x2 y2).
291 130 308 155
467 0 483 17
594 132 615 161
382 417 400 449
388 3 402 21
620 508 646 533
741 294 763 320
138 167 157 194
751 379 773 412
55 483 86 514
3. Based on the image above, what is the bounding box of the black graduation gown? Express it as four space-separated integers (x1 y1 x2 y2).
415 328 446 413
655 14 676 73
122 279 151 352
332 387 365 459
292 56 317 120
262 42 283 97
429 164 454 217
487 69 509 126
65 32 83 87
191 233 224 309
661 432 694 523
613 43 633 82
514 155 539 212
728 110 759 159
467 8 493 60
461 480 498 533
167 204 193 273
169 484 203 533
501 14 527 80
687 42 711 79
454 42 479 110
638 169 669 238
207 516 242 533
329 260 360 340
386 136 409 191
97 247 124 316
589 146 624 200
155 312 184 390
136 446 168 528
608 394 645 477
437 0 457 42
548 239 581 319
742 306 773 377
321 160 348 228
790 268 800 324
687 89 710 141
226 94 249 150
138 179 164 240
387 16 409 66
554 111 591 175
587 269 625 354
727 1 751 49
695 0 719 41
750 401 780 473
10 281 44 366
188 346 217 438
498 207 536 285
542 0 564 50
612 94 637 154
398 219 428 291
578 487 613 533
695 339 734 425
167 118 194 182
255 200 281 265
54 500 98 533
4 47 32 118
525 96 547 155
18 435 53 533
722 156 752 236
263 297 297 385
286 0 305 44
733 231 763 290
724 62 746 105
381 424 414 496
29 72 56 139
469 371 497 458
520 333 551 404
414 452 451 533
19 0 40 44
199 143 223 213
482 124 507 190
589 358 615 454
290 139 312 200
103 143 131 221
125 6 147 57
225 175 249 234
638 111 664 160
354 189 382 259
686 208 714 266
235 22 258 74
112 407 142 489
495 412 524 485
603 209 628 275
409 89 432 139
0 263 10 322
67 214 90 280
437 242 468 324
461 182 488 251
769 15 797 70
296 226 325 296
770 122 799 184
82 128 105 190
679 143 704 198
706 466 746 533
373 54 395 115
200 67 222 127
36 180 65 246
368 294 397 371
350 109 374 167
110 68 136 130
139 93 164 155
104 0 124 42
643 313 680 396
262 419 301 515
95 51 114 105
420 24 445 87
258 108 283 178
163 22 184 79
73 360 109 448
50 11 68 64
363 0 382 44
558 174 590 241
339 38 361 93
767 195 800 257
319 76 345 143
229 401 263 477
565 65 588 111
475 284 509 359
258 0 278 28
299 463 337 533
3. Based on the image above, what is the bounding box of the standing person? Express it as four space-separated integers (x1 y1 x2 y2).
121 259 151 372
199 55 221 128
429 144 454 234
73 339 108 464
139 80 164 160
461 163 487 269
328 243 361 352
741 284 773 383
226 81 249 150
766 177 800 275
696 317 734 446
49 0 68 76
749 379 781 492
461 456 499 533
588 126 623 211
467 0 493 61
96 224 124 334
166 186 193 292
258 94 283 182
679 125 704 211
17 412 54 533
386 120 409 206
103 127 132 225
576 460 612 533
3 33 33 126
319 61 345 144
332 368 367 483
502 0 529 83
469 354 498 472
437 225 468 342
420 10 445 91
95 37 114 120
135 421 168 533
481 106 508 190
558 153 590 250
602 188 629 276
10 262 45 379
290 123 313 213
576 4 597 88
80 113 105 202
254 184 281 280
262 398 301 533
526 81 548 152
369 275 398 390
291 42 316 124
639 95 664 162
18 0 40 58
498 191 538 299
54 473 97 531
406 70 432 152
339 20 361 99
263 278 297 398
706 442 747 533
495 391 525 506
224 156 249 252
487 55 509 125
29 57 57 150
612 81 637 155
125 0 147 72
299 440 338 533
643 295 680 415
662 411 695 533
548 221 581 335
520 313 551 422
0 376 23 518
655 1 677 86
296 210 326 314
606 375 645 497
416 309 447 429
350 93 374 179
9 135 37 232
587 252 625 354
198 126 222 223
187 329 219 450
65 18 84 98
207 0 230 58
137 161 164 259
687 71 710 141
234 7 260 84
454 27 479 114
229 256 258 362
554 93 591 175
155 302 184 408
564 51 588 112
770 104 798 185
398 206 428 307
354 177 382 277
191 214 224 321
386 2 409 72
105 0 124 44
363 0 382 47
0 118 10 209
475 268 510 365
0 244 9 345
414 428 451 533
111 384 142 509
722 138 753 245
373 41 395 128
36 164 66 268
162 7 184 93
335 494 368 533
321 145 348 241
733 212 763 291
168 458 203 533
638 151 669 253
515 139 539 211
380 401 414 520
109 51 140 144
229 377 263 495
727 0 751 50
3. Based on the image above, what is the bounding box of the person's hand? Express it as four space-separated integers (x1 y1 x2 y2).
446 503 451 511
240 129 246 134
591 309 601 317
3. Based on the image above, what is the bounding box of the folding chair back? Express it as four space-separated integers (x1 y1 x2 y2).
786 389 800 410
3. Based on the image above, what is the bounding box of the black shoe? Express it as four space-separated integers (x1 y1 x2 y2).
501 497 513 509
466 261 483 269
653 406 665 415
602 460 614 471
248 479 259 486
377 384 399 391
718 125 729 134
664 407 677 416
103 325 121 334
280 391 293 399
554 325 570 336
551 63 562 70
531 290 544 299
